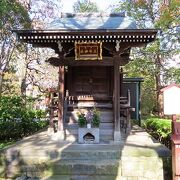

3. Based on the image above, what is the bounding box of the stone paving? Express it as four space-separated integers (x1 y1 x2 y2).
0 125 171 180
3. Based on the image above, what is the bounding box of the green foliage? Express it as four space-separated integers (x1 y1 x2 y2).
156 0 180 30
0 96 48 141
164 67 180 84
73 0 99 13
124 58 156 115
77 113 86 127
0 0 31 96
2 70 21 96
77 108 101 127
143 117 171 138
143 117 171 148
116 1 179 116
0 0 31 29
91 108 100 127
0 141 15 150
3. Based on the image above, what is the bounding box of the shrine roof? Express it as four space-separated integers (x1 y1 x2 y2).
13 13 158 45
160 83 180 92
47 13 137 30
123 78 144 82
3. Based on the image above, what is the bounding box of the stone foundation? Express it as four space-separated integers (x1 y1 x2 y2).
0 126 171 179
78 128 99 144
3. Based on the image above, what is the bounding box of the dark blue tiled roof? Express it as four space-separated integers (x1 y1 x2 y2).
47 13 137 30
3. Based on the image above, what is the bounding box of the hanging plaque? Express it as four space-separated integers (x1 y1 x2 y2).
75 42 102 60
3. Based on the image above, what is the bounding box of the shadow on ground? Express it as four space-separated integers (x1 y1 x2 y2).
0 125 171 180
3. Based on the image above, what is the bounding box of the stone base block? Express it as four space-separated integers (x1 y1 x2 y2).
114 131 121 141
78 128 99 144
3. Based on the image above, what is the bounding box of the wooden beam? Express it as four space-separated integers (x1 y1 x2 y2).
15 29 157 38
58 66 65 131
47 57 129 66
113 56 121 141
49 92 54 129
120 68 123 97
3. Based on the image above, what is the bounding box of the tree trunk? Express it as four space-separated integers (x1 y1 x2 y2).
155 54 162 116
0 73 3 97
21 78 27 96
58 66 65 131
155 73 161 114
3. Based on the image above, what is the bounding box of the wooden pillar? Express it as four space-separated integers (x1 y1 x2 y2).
49 92 54 129
113 57 121 141
58 66 65 131
120 67 123 97
67 66 72 95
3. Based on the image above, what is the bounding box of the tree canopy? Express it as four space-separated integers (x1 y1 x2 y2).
0 0 31 95
114 0 179 115
0 0 61 96
0 0 31 29
0 0 179 117
73 0 99 13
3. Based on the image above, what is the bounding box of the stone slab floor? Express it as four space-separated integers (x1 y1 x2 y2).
0 125 171 180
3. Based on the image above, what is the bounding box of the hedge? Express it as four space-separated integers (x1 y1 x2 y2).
0 96 48 141
143 117 172 149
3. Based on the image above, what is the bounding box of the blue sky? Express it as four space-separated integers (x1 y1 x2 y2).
61 0 120 12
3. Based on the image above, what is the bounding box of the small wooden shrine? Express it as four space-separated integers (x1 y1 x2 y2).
14 13 157 141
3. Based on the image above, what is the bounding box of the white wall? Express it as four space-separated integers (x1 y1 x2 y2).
164 86 180 115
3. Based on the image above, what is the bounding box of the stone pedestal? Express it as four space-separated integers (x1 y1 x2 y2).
78 128 99 144
114 131 121 141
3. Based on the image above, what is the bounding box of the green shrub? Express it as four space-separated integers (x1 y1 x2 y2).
92 108 100 127
77 113 86 127
143 117 171 148
77 108 101 128
0 96 48 141
0 141 15 149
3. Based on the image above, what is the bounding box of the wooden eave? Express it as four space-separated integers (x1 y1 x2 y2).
13 28 157 66
13 29 158 46
46 56 129 67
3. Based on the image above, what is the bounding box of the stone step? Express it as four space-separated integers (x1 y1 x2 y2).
7 145 122 161
51 150 122 160
20 159 121 177
41 175 123 180
1 126 171 180
53 159 120 175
